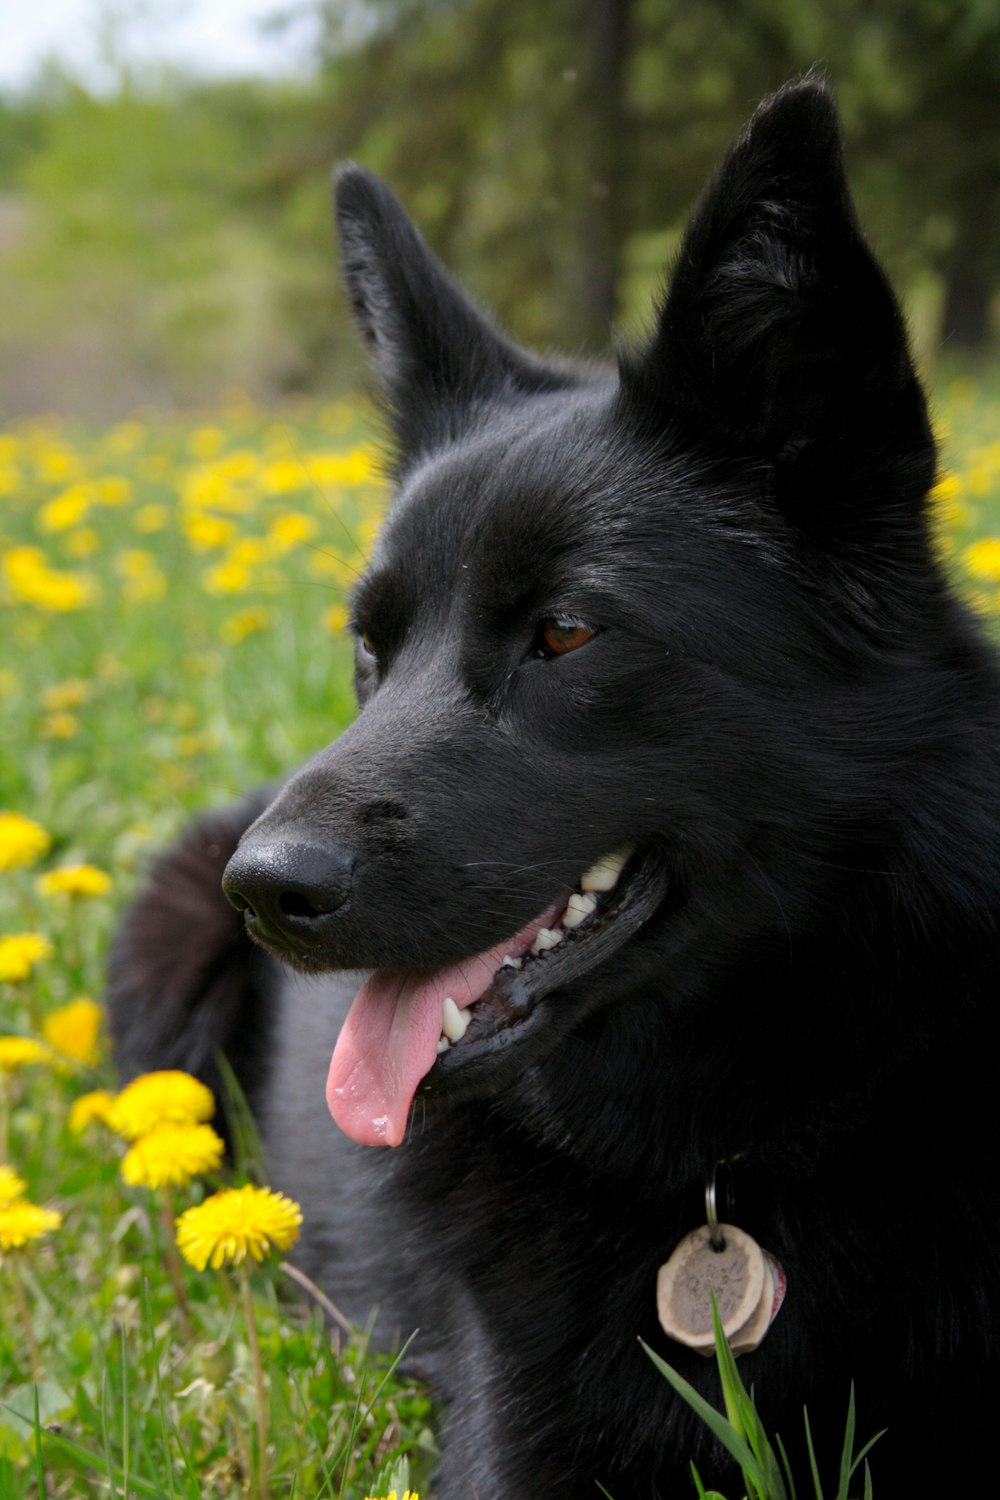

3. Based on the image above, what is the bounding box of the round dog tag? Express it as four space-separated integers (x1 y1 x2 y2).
730 1250 787 1356
656 1223 766 1350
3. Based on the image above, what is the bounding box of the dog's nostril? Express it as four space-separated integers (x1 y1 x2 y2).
222 838 355 931
279 890 323 919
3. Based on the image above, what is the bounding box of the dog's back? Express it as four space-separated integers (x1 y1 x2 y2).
109 78 1000 1495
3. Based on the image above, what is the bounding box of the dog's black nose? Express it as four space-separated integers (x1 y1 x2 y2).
222 839 354 941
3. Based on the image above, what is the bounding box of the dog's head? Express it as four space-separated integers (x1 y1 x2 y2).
224 77 943 1156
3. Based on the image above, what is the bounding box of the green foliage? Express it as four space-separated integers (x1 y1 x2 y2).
0 75 334 411
2 0 1000 418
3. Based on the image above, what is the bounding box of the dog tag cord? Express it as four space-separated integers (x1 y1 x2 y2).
656 1223 766 1349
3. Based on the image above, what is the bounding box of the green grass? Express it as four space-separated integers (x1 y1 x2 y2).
2 372 1000 1496
0 398 438 1497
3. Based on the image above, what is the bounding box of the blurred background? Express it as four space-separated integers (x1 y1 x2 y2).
1 0 999 419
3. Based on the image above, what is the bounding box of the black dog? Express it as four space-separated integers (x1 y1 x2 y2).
109 77 1000 1495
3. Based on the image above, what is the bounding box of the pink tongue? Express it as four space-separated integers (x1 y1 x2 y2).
326 909 558 1146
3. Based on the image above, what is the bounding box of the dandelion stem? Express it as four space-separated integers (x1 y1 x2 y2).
0 1078 9 1162
156 1188 192 1334
240 1263 269 1500
11 1260 41 1379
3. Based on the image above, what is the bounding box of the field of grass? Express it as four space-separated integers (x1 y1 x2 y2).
1 374 1000 1499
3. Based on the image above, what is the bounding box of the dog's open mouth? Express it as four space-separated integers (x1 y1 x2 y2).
326 845 666 1146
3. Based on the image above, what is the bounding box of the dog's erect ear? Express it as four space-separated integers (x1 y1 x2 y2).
621 76 933 509
334 166 573 463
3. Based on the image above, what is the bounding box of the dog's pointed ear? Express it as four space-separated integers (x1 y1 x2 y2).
621 76 933 509
334 166 571 464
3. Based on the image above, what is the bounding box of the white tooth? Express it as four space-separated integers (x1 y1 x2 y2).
437 1036 451 1054
501 954 522 970
531 926 564 954
441 996 470 1042
562 891 598 929
579 847 633 894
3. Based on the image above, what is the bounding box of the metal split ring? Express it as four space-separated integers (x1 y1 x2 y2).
705 1162 731 1252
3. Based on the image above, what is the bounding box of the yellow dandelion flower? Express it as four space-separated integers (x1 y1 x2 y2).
41 678 90 711
36 447 79 483
116 549 167 603
963 538 1000 581
0 933 53 984
0 1199 62 1250
0 1164 27 1204
967 466 994 499
177 731 216 758
260 458 306 495
309 446 379 488
42 998 103 1065
175 1184 302 1270
932 472 962 503
358 512 382 555
221 605 272 644
0 1036 53 1072
105 419 145 453
0 669 17 697
364 1491 420 1500
133 503 169 533
307 549 355 583
110 1070 215 1140
183 512 237 551
322 602 350 634
94 475 132 506
140 455 171 481
69 1089 118 1134
38 485 90 532
189 425 226 459
228 538 268 568
66 528 99 558
0 811 51 870
37 864 112 899
141 695 166 724
2 546 96 611
40 712 79 739
121 1121 225 1189
266 511 318 556
202 559 252 594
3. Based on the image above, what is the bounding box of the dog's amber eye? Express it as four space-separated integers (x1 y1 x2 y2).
537 617 596 658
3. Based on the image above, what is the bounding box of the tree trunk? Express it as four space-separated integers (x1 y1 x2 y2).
579 0 632 350
941 265 993 350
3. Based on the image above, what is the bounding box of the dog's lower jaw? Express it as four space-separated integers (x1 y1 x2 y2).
419 848 671 1100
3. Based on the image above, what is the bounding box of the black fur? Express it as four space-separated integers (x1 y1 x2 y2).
108 78 999 1495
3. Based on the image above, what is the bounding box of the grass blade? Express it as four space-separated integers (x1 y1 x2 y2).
775 1431 798 1500
3 1409 164 1500
803 1404 824 1500
639 1338 767 1489
32 1386 45 1498
836 1384 856 1498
